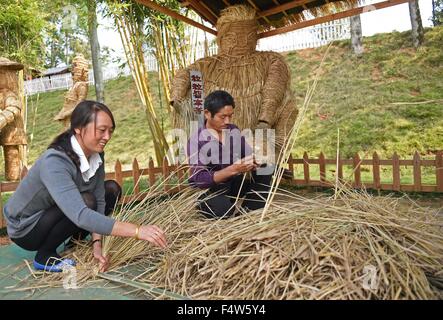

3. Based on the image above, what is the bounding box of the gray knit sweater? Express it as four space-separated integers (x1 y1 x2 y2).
3 149 116 239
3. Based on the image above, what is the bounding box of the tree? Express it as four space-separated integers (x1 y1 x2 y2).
87 0 105 103
408 0 424 48
432 0 443 26
0 0 47 73
350 15 363 56
43 1 90 68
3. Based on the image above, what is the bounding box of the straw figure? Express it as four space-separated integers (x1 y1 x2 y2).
0 57 27 181
54 54 89 129
170 5 297 154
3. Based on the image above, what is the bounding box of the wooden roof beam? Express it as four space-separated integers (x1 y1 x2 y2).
271 0 290 17
199 2 219 22
246 0 273 25
135 0 217 35
186 0 218 26
258 0 410 38
258 0 313 18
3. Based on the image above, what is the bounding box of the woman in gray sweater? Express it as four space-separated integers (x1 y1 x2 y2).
3 100 167 272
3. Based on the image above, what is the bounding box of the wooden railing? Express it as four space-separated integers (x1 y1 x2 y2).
1 151 442 228
288 151 443 193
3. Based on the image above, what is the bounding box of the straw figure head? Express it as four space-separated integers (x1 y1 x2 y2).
0 57 23 92
71 54 89 83
216 5 259 57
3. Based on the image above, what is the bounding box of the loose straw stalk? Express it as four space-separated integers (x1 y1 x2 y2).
261 44 333 220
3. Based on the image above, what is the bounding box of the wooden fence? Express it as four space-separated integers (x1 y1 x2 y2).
289 151 443 193
1 151 442 228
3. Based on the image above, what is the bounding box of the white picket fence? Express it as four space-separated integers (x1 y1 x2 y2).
257 19 351 52
24 18 350 96
24 65 132 95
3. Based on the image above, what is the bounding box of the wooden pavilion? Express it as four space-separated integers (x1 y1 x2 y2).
134 0 412 37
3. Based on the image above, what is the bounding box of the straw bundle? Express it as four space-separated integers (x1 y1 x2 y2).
216 5 256 27
23 184 443 300
115 188 443 300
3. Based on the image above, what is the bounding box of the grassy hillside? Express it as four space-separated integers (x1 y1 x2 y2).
288 26 443 159
1 26 442 178
22 73 170 172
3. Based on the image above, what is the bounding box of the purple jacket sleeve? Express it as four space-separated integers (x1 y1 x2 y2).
188 166 215 189
187 137 215 189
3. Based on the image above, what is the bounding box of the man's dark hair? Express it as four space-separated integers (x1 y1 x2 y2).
204 90 235 117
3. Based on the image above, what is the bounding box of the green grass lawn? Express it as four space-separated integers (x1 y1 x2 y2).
1 26 442 187
288 26 443 160
23 73 171 172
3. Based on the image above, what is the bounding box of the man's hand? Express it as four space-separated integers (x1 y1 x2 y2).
213 156 258 184
231 155 258 175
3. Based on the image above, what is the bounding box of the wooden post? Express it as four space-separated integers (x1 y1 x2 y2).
353 153 361 188
148 157 155 188
413 151 421 192
303 152 310 184
337 155 343 182
177 162 184 192
115 160 123 188
373 152 381 190
436 151 443 192
258 0 411 39
135 0 217 35
0 183 4 228
288 154 294 185
392 152 400 191
319 152 326 184
132 158 140 195
162 156 170 192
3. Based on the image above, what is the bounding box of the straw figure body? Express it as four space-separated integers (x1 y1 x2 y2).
171 5 297 153
0 57 27 181
54 54 89 129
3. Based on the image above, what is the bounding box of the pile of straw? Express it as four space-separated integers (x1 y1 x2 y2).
25 185 443 300
126 188 443 299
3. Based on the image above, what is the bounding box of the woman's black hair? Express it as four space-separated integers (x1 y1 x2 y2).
48 100 116 168
204 90 235 117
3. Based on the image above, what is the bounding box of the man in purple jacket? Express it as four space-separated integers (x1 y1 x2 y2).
187 90 273 218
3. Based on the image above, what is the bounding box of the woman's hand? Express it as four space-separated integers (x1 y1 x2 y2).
111 222 167 247
138 225 167 248
92 242 110 272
